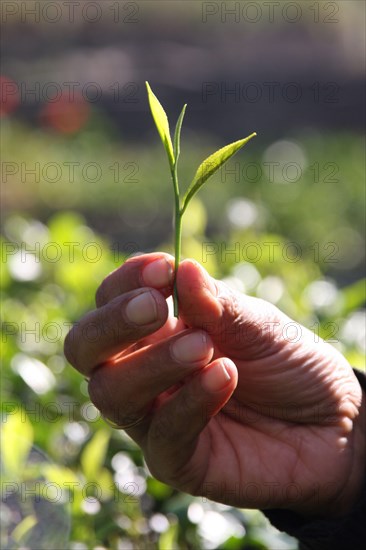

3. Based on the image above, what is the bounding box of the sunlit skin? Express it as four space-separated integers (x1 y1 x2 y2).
64 252 365 518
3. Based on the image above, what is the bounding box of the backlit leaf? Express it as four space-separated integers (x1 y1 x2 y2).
146 81 175 169
181 133 257 214
173 104 187 166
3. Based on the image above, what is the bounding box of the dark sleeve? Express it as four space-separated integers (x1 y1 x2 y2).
263 369 366 550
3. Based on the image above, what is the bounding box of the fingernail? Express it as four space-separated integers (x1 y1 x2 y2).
171 332 212 364
202 361 231 392
125 291 158 325
142 259 173 288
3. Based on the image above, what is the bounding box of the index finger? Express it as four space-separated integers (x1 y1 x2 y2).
96 252 175 307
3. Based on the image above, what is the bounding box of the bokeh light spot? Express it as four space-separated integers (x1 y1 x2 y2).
0 75 20 117
40 91 90 134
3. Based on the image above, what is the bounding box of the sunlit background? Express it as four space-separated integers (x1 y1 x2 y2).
1 1 365 549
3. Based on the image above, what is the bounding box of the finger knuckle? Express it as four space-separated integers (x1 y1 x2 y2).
88 368 112 414
95 280 109 308
63 327 79 368
101 298 132 344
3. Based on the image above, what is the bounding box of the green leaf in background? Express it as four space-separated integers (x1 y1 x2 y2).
158 521 179 550
146 81 175 169
340 278 366 315
42 464 79 487
173 103 187 167
11 515 37 544
80 429 110 482
1 407 33 478
346 352 366 372
181 133 257 214
96 467 114 500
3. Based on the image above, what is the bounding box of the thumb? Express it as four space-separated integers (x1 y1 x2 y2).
177 259 282 359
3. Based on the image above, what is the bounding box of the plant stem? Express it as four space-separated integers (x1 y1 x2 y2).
173 210 182 317
171 164 181 317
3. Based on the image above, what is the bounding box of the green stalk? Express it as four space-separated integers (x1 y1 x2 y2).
171 163 181 317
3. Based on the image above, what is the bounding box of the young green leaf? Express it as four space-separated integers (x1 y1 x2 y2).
1 407 33 478
80 428 110 482
173 103 187 167
181 132 257 214
146 81 175 169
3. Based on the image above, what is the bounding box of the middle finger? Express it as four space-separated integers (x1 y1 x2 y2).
88 329 214 429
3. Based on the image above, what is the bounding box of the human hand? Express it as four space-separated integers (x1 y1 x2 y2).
64 253 365 517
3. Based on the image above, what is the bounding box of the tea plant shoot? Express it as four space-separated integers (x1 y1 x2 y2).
146 82 256 316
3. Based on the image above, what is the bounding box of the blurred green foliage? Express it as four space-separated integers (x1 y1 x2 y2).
1 118 365 549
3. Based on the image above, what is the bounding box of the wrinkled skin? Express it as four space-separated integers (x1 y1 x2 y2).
64 253 365 517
